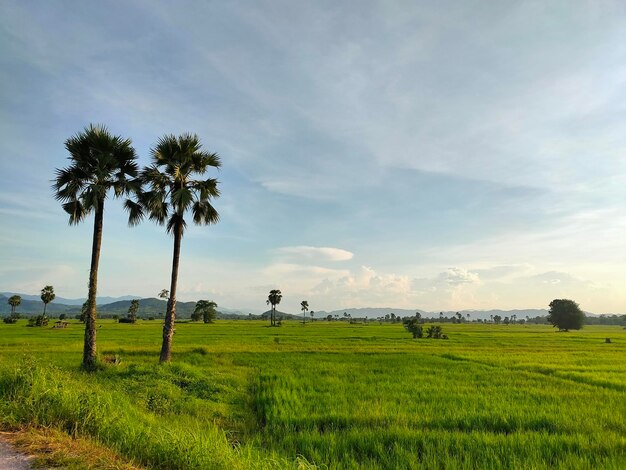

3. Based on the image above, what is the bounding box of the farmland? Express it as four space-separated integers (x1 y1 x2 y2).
0 320 624 469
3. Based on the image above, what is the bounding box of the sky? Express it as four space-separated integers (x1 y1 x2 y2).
1 1 625 314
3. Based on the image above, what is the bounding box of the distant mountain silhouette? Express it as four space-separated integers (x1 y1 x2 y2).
1 291 618 319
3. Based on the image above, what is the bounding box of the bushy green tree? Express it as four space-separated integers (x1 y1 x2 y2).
404 318 423 338
194 300 217 324
548 299 584 332
127 299 140 323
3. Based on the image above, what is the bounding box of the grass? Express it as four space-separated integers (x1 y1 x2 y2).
0 319 625 469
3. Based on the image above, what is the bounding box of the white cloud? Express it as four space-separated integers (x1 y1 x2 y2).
275 246 354 262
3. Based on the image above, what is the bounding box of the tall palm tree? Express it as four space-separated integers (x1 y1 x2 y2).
40 285 55 316
266 290 282 326
300 300 309 325
8 295 21 315
128 134 220 363
54 124 139 369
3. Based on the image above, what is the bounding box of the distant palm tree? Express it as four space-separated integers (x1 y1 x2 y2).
310 311 314 321
40 285 55 316
267 290 282 326
8 295 21 315
300 300 309 325
128 133 221 363
54 124 139 369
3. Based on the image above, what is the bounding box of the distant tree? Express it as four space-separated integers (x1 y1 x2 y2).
466 313 470 322
191 308 202 322
439 312 443 322
3 314 19 324
456 312 462 323
159 289 169 300
127 299 140 323
404 318 423 338
548 299 584 332
28 315 49 327
490 314 493 323
415 312 421 321
426 325 448 339
310 311 314 321
54 124 139 369
267 290 282 326
128 134 221 362
300 300 309 325
40 285 55 316
59 313 67 320
493 315 502 324
194 300 217 324
79 301 88 323
8 295 21 315
504 316 510 325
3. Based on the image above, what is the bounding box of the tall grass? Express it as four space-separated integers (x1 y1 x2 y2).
0 320 625 468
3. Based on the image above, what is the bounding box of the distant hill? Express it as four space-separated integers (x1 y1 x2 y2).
259 310 300 320
0 293 252 319
2 291 620 320
0 292 140 306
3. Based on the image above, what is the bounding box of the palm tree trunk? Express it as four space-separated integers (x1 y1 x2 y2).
160 220 182 363
43 303 47 316
83 200 104 369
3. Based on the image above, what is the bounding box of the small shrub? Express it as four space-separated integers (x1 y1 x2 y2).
426 325 446 339
27 315 49 327
3 315 19 324
403 318 423 338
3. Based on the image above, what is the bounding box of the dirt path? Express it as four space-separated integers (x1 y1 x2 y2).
0 437 31 470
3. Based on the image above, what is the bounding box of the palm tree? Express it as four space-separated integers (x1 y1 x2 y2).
310 311 314 321
128 133 220 363
54 124 139 369
40 285 55 316
266 290 282 326
300 300 309 325
8 295 21 315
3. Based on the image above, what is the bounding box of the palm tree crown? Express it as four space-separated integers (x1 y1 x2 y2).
128 133 220 231
54 124 139 224
40 285 55 315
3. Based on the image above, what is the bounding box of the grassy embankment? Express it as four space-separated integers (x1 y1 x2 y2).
0 320 624 469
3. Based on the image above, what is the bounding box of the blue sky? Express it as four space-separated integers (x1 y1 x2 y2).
1 1 625 313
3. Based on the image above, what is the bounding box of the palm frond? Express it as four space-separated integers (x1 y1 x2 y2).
124 199 145 227
62 200 88 225
192 200 219 225
191 178 220 200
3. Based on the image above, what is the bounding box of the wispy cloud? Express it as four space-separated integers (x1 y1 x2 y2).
275 246 354 262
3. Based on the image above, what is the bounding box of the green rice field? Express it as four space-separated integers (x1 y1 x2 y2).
0 320 624 469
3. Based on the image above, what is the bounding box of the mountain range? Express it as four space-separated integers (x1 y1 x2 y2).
1 292 620 320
